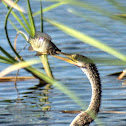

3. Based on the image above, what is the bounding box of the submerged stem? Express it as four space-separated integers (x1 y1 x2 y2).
40 55 54 79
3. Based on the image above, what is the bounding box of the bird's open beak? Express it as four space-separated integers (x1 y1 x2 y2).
52 51 78 66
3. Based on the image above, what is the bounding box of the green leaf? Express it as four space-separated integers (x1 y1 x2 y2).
27 0 36 37
0 60 12 64
33 2 66 16
39 1 53 79
40 1 43 32
10 11 31 34
8 18 19 31
0 47 17 62
92 58 126 66
40 55 54 79
3 0 31 35
68 9 122 37
3 0 25 13
0 56 103 125
45 0 126 25
106 0 126 13
19 11 31 34
4 11 22 60
46 19 126 62
0 55 14 64
0 58 85 109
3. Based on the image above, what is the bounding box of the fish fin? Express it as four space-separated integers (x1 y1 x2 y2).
28 45 34 51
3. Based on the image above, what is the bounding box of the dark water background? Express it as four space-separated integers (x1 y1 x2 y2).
0 0 126 126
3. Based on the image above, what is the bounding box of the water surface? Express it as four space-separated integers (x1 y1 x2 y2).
0 0 126 126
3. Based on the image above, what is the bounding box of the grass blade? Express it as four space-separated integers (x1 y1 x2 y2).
0 59 85 109
40 55 54 78
0 59 40 77
27 0 35 37
8 18 19 31
46 19 126 62
4 6 22 60
40 1 43 32
0 55 14 64
0 57 102 125
39 1 53 78
3 0 25 13
45 0 126 25
3 0 53 80
0 47 45 80
10 11 31 34
33 2 66 16
0 60 12 64
68 9 122 37
3 0 31 35
106 0 126 13
19 11 31 34
0 47 17 62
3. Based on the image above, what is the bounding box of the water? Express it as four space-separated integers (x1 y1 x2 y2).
0 0 126 126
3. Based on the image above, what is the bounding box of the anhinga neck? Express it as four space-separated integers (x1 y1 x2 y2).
70 63 101 126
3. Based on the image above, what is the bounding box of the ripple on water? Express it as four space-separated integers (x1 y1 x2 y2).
1 0 126 125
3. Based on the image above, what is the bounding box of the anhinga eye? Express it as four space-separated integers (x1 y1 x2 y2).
71 54 79 62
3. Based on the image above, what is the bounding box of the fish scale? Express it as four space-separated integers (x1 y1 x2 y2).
28 31 61 55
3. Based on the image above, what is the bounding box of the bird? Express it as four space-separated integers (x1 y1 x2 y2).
53 52 102 126
28 31 61 55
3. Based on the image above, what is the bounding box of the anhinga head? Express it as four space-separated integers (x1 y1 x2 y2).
53 52 93 68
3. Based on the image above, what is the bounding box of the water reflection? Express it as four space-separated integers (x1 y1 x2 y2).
0 62 126 125
0 80 52 125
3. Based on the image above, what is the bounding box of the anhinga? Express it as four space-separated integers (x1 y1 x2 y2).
53 52 101 126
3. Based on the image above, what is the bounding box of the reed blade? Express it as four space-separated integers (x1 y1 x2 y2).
27 0 36 37
46 19 126 62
